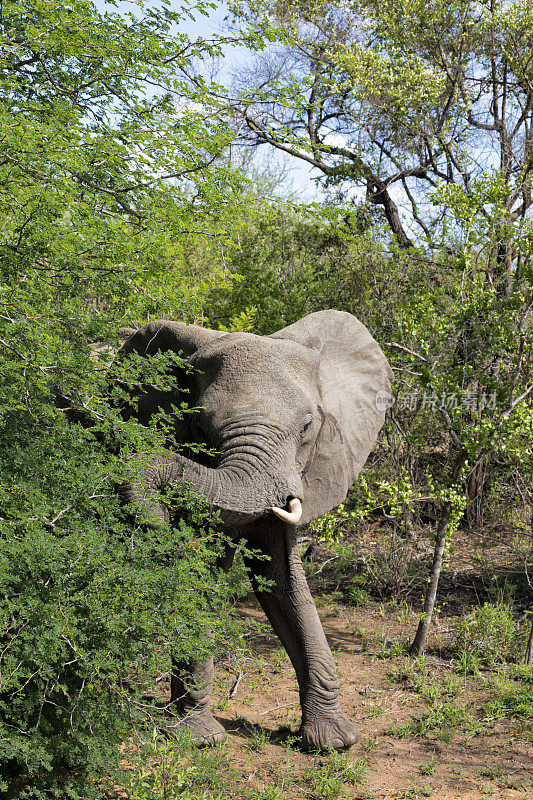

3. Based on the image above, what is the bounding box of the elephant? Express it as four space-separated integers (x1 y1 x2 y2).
117 309 392 751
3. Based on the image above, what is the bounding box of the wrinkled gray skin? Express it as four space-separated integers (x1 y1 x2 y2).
119 310 392 751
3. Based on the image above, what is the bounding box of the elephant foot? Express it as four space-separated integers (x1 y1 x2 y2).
181 713 227 747
165 710 227 747
299 711 360 751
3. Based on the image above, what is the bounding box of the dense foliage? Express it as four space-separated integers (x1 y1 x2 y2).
0 1 254 795
224 0 533 546
220 0 533 652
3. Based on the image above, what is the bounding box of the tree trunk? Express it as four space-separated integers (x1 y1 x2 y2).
466 458 485 530
525 617 533 666
409 504 451 656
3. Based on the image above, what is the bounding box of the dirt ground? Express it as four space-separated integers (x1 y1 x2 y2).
137 528 533 800
191 593 532 800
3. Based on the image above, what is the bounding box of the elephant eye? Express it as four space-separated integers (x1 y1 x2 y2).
302 416 313 433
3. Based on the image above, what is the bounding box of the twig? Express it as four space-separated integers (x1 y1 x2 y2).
385 342 428 362
229 671 242 698
314 556 338 575
47 493 108 528
508 383 533 412
258 701 298 716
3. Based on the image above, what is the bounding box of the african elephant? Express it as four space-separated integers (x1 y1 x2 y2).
118 310 392 751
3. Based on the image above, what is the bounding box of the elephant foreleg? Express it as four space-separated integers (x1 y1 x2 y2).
244 518 360 751
168 543 236 745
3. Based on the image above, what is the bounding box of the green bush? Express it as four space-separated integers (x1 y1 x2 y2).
486 667 533 720
455 601 521 670
0 0 258 793
0 409 244 798
123 728 233 800
345 576 371 607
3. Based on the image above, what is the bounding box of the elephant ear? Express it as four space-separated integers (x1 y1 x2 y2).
271 310 392 524
117 320 226 426
120 320 225 359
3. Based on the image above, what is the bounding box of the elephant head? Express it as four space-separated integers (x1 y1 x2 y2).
119 310 392 528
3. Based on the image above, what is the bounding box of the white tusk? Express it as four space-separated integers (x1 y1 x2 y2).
271 497 302 524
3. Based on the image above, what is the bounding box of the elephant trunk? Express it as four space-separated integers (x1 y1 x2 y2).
122 448 302 526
